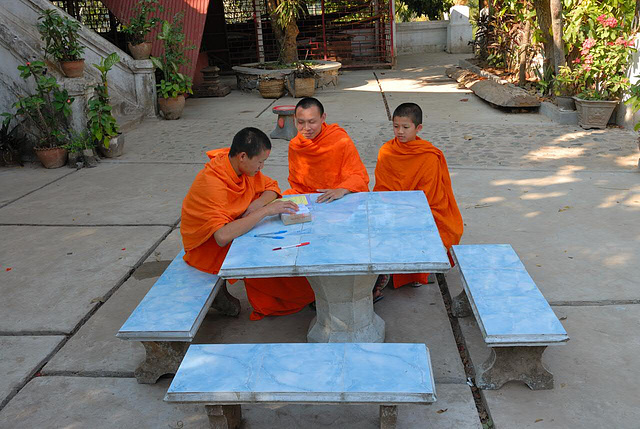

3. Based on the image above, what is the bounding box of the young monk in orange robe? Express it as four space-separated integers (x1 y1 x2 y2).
285 97 369 202
373 103 463 298
181 127 315 320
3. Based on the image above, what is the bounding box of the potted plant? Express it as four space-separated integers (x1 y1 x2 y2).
64 131 97 168
151 13 194 120
560 12 636 129
122 0 163 60
38 10 85 78
288 62 317 98
0 114 23 166
88 53 125 157
11 61 74 168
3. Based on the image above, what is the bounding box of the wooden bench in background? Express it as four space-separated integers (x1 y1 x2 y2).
117 250 241 384
450 244 569 390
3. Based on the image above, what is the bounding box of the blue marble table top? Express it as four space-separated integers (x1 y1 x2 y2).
117 250 222 341
165 343 436 404
451 244 569 346
219 191 451 278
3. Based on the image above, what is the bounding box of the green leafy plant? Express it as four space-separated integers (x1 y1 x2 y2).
0 113 23 165
63 130 94 154
623 78 640 131
88 53 120 148
122 0 164 46
11 61 74 148
150 13 194 99
37 10 85 62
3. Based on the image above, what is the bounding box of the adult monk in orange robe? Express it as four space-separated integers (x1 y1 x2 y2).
285 97 369 202
181 127 315 320
373 103 463 299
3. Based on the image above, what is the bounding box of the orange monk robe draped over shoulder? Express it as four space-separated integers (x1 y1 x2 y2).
373 137 463 288
284 123 370 195
181 148 315 320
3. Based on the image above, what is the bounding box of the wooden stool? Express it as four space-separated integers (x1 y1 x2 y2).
270 105 297 140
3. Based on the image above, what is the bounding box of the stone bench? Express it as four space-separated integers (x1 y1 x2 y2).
117 250 240 384
165 343 436 429
450 244 569 390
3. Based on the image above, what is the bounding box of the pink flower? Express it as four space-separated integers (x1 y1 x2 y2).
605 17 618 28
597 14 607 23
582 38 596 49
26 62 31 66
583 65 592 72
583 54 594 65
573 58 581 64
580 48 591 56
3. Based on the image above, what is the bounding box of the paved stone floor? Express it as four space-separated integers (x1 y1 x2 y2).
0 52 639 428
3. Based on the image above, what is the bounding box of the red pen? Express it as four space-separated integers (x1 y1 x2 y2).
272 242 310 251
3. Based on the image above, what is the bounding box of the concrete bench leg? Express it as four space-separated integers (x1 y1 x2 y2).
205 405 242 429
477 346 554 390
211 282 241 317
451 290 472 317
134 341 189 384
380 405 398 429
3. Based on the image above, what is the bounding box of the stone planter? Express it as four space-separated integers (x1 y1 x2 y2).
128 42 153 60
233 60 341 92
158 95 186 120
555 95 575 111
573 97 619 129
35 146 67 169
98 134 125 158
60 59 85 78
82 148 98 167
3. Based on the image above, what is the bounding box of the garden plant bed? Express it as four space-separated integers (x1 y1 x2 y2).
233 60 341 92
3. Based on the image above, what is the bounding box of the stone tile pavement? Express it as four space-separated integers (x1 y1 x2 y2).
0 51 638 428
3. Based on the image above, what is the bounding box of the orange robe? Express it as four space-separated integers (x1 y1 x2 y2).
373 137 463 288
285 123 369 195
181 148 315 320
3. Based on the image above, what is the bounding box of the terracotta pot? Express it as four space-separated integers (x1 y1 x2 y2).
128 42 153 60
98 134 125 158
35 146 67 169
573 97 618 129
158 95 186 120
60 59 85 78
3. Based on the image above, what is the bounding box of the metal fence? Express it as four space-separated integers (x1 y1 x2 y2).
202 0 393 70
50 0 125 50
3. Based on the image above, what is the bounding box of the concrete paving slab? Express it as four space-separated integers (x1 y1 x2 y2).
0 336 64 405
0 376 479 429
0 376 208 428
457 304 640 428
0 165 74 208
0 225 170 333
0 163 200 225
43 229 184 375
452 169 640 302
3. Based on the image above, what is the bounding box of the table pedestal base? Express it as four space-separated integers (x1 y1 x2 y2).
307 274 385 343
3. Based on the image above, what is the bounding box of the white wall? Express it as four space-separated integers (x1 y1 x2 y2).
396 21 449 54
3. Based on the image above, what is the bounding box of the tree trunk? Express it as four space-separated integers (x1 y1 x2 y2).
280 18 300 63
634 0 640 31
550 0 565 74
532 0 554 70
519 19 532 86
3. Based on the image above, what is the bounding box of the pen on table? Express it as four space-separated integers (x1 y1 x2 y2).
272 242 310 251
254 230 287 238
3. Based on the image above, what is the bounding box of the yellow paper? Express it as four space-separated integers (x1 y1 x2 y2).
281 195 309 205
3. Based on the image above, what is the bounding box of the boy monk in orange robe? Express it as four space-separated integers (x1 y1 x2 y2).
181 127 315 320
286 97 369 202
373 103 463 300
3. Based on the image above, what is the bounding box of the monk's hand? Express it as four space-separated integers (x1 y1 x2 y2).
316 188 349 203
241 199 265 218
263 200 299 217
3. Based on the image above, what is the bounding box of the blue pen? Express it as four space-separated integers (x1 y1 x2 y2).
254 230 287 239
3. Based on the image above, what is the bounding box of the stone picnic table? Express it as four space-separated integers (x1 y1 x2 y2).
218 190 451 343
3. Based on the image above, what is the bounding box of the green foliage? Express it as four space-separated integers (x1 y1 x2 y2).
557 8 636 100
534 65 554 95
88 53 121 149
37 10 85 62
0 113 20 152
151 13 195 99
122 0 164 45
63 131 94 154
402 0 454 20
273 0 306 28
624 79 640 130
11 61 74 148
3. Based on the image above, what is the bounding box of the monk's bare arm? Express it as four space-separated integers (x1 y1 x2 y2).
214 200 298 247
241 190 279 218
